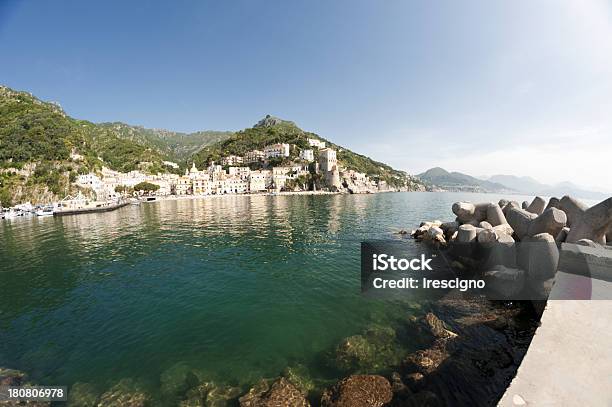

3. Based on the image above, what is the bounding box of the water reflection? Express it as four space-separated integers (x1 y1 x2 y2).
0 192 537 391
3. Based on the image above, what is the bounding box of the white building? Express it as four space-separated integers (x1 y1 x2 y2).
221 155 244 166
245 150 265 163
192 178 211 195
76 173 103 190
249 170 271 192
300 149 314 161
228 166 251 179
264 143 290 158
163 161 180 169
318 148 337 173
176 176 192 195
207 162 224 177
307 138 326 149
272 166 292 176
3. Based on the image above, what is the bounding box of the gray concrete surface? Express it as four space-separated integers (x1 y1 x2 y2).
498 298 612 406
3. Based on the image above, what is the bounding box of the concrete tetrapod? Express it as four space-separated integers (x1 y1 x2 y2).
506 206 538 241
517 233 559 282
452 202 489 224
526 196 546 215
566 197 612 245
558 195 589 228
526 207 567 238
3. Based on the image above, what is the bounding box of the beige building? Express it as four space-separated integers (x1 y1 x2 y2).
318 148 337 172
245 150 265 163
300 149 314 161
264 143 290 158
249 170 271 192
228 166 251 179
221 155 243 166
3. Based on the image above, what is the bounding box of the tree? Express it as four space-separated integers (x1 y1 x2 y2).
133 182 160 195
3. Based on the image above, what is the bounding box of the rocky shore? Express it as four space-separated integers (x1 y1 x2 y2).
1 296 540 407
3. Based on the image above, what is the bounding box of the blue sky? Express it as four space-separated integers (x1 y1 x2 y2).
1 1 611 192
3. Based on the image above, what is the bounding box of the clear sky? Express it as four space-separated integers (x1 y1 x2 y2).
1 0 611 193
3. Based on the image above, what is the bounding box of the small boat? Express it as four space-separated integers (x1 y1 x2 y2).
35 207 55 217
3 210 18 219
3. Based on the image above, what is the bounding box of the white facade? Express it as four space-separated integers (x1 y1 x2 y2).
318 148 337 173
300 149 314 161
76 174 103 190
163 161 180 169
307 138 326 149
228 166 251 179
249 170 271 192
264 143 290 158
221 155 244 166
245 150 265 163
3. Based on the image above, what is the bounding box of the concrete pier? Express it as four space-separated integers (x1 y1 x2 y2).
499 289 612 406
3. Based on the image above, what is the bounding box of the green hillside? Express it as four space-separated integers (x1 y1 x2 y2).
0 86 425 205
0 86 175 204
193 116 421 188
97 122 232 161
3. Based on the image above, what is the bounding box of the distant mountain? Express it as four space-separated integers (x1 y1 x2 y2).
97 122 232 161
487 174 609 200
417 167 515 193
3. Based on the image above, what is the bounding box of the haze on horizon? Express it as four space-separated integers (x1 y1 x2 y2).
1 0 611 193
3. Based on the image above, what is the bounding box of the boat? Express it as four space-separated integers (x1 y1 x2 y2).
2 210 18 219
35 207 55 217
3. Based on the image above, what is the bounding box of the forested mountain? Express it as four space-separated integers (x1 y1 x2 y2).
194 116 421 188
97 122 232 161
0 86 423 205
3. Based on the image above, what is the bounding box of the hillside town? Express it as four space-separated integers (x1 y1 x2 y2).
75 138 396 201
1 138 408 218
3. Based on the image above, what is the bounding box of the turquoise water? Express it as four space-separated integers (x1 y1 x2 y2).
0 192 532 401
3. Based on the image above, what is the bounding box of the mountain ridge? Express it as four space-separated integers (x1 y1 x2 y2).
417 167 515 193
0 85 424 204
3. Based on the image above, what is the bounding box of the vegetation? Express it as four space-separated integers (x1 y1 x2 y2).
0 85 424 204
133 181 160 194
97 122 233 162
193 117 420 189
0 85 224 203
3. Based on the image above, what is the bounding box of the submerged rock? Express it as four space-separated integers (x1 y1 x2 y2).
180 381 241 407
67 382 99 407
160 362 201 403
283 364 315 394
239 377 309 407
0 368 51 407
97 379 150 407
206 384 242 407
320 375 392 407
0 368 27 386
334 325 398 373
402 313 456 350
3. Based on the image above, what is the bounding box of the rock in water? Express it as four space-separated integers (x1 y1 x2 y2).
239 378 309 407
97 379 150 407
320 375 392 407
67 382 100 407
333 325 397 372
